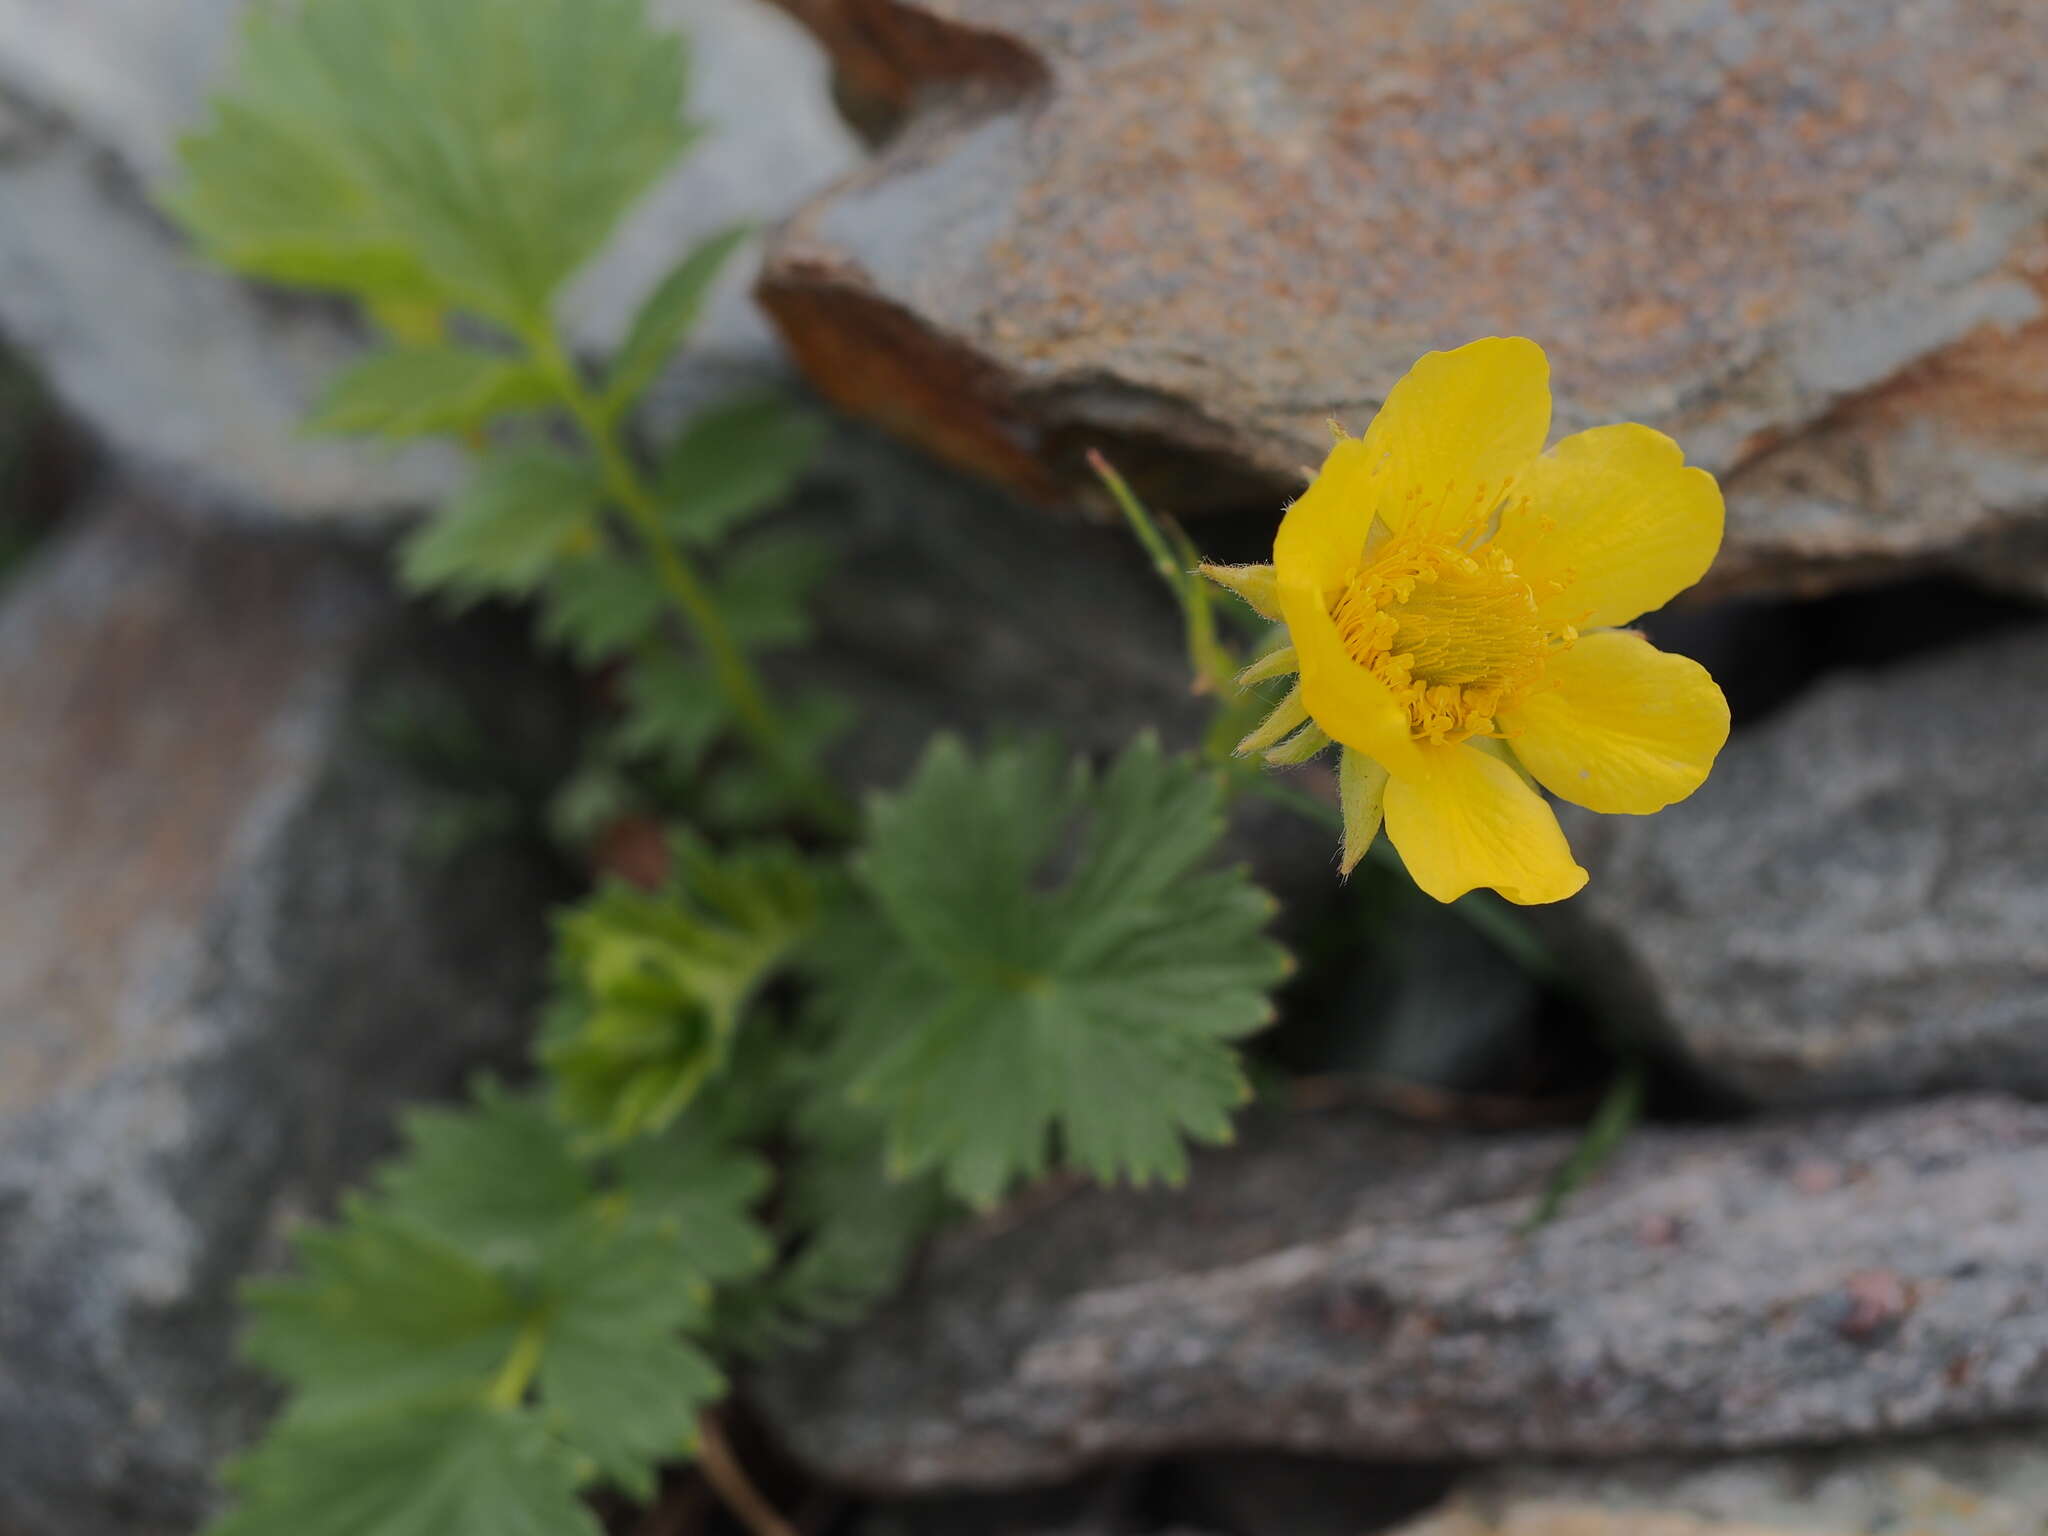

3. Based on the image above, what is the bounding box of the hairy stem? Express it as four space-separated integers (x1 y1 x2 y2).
696 1415 799 1536
527 325 855 836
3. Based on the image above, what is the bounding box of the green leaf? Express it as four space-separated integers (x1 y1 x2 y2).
535 1227 725 1497
717 532 832 652
537 553 668 665
170 0 695 326
658 393 825 546
821 735 1289 1207
242 1204 523 1425
378 1085 593 1269
212 1402 600 1536
400 449 600 605
605 225 753 414
543 843 818 1142
615 1117 777 1287
308 345 554 439
617 651 728 776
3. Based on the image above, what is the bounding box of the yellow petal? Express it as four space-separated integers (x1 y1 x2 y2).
1337 748 1389 877
1199 562 1283 621
1360 337 1552 539
1276 576 1423 777
1493 423 1724 632
1273 438 1375 598
1502 630 1729 814
1383 742 1588 905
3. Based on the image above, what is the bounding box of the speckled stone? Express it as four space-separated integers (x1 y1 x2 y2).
763 0 2048 599
750 1094 2048 1490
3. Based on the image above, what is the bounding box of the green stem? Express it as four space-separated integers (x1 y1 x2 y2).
527 326 855 837
485 1318 547 1410
1521 1059 1645 1231
1088 449 1235 693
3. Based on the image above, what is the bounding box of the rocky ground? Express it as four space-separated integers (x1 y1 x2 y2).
3 2 2048 1535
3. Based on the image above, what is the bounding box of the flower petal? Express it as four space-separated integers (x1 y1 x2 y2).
1338 748 1389 877
1502 630 1729 815
1360 337 1552 539
1273 439 1375 597
1493 423 1724 631
1277 576 1423 777
1383 742 1588 905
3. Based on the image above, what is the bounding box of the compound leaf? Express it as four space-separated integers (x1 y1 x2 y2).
823 735 1289 1207
537 553 668 665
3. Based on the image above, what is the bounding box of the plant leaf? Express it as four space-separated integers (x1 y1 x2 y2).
308 345 554 439
605 225 753 414
170 0 694 326
537 552 669 665
658 393 825 546
212 1402 599 1536
822 735 1290 1207
400 449 600 604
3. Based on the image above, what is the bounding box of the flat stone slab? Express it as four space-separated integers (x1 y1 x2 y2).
1557 623 2048 1108
0 503 567 1536
763 0 2048 599
751 1095 2048 1490
0 0 860 520
1398 1429 2048 1536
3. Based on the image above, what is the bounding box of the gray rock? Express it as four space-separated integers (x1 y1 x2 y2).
0 0 860 521
0 501 570 1536
750 1094 2048 1490
1556 624 2048 1108
1397 1429 2048 1535
763 0 2048 602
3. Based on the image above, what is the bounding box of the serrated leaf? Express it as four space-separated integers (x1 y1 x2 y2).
605 225 752 414
535 1228 725 1497
537 553 668 665
378 1085 593 1268
308 345 554 439
717 532 831 652
171 0 694 326
617 652 728 776
823 735 1289 1207
211 1402 599 1536
615 1115 777 1286
400 449 600 604
658 393 825 546
243 1205 523 1425
544 846 817 1141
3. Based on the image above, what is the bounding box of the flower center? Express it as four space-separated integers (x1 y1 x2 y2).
1331 533 1551 745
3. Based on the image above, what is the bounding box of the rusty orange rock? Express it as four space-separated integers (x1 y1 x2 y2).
761 0 2048 599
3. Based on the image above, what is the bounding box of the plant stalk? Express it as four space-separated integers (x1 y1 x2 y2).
695 1415 799 1536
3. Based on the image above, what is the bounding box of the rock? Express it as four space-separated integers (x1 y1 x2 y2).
1394 1429 2048 1536
1156 1452 1453 1536
0 0 860 521
750 1094 2048 1490
0 500 571 1536
762 0 2048 600
1556 623 2048 1108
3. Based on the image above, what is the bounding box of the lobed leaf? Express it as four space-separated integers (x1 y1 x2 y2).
659 393 825 546
605 225 753 415
822 736 1290 1207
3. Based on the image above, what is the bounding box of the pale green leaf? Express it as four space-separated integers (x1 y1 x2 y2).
825 735 1288 1207
399 449 600 604
717 532 831 652
170 0 694 325
212 1403 599 1536
617 652 727 775
658 393 824 545
605 225 752 413
308 345 554 439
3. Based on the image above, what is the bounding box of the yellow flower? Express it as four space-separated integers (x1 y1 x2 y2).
1205 337 1729 905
